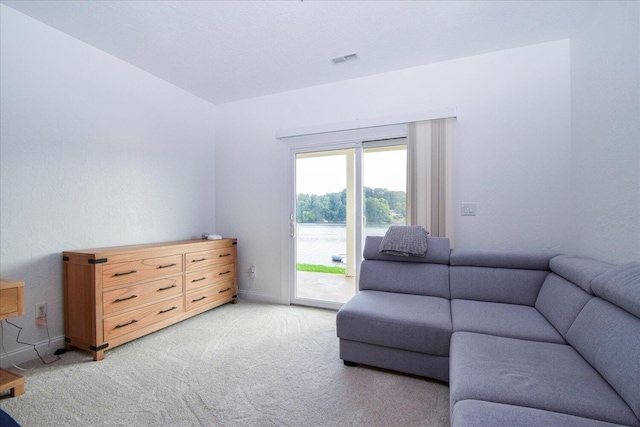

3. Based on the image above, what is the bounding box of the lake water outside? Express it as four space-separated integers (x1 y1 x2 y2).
296 223 391 267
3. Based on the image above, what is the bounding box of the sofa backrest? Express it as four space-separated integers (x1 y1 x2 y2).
591 262 640 318
549 255 615 294
535 273 593 338
359 236 450 298
362 236 450 265
535 255 614 338
566 262 640 421
449 249 555 306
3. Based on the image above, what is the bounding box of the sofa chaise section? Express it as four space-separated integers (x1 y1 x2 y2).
336 236 452 381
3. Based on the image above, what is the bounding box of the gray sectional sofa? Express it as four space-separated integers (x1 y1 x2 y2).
336 236 640 426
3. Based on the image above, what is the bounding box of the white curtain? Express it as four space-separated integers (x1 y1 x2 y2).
406 118 455 243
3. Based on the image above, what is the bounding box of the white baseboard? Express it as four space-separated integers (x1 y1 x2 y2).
237 290 287 305
0 335 66 369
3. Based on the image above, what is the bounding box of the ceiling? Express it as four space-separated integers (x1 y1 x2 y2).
2 1 592 105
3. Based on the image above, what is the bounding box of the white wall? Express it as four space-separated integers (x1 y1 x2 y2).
0 5 217 365
215 41 572 303
569 2 640 263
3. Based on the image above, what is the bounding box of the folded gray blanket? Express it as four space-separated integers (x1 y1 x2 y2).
379 225 429 257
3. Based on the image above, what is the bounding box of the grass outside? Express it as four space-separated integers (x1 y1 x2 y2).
297 264 346 274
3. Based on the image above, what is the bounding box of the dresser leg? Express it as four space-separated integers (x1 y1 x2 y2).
0 368 25 397
10 380 25 397
232 295 238 304
92 350 105 361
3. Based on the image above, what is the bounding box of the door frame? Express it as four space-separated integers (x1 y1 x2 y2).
289 143 364 310
285 125 409 309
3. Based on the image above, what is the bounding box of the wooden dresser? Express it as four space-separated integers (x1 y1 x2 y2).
63 238 237 361
0 278 25 397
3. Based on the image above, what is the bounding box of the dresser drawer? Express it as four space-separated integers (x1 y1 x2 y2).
0 288 19 319
102 254 183 288
185 280 235 311
102 275 183 315
103 296 184 341
1 279 24 321
185 247 236 271
185 263 235 291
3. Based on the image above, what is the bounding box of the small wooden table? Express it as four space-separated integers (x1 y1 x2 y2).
0 278 25 397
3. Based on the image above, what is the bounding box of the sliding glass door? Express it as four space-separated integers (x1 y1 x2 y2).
291 140 406 309
293 148 358 308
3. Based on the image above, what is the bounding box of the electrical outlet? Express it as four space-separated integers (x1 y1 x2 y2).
35 302 47 319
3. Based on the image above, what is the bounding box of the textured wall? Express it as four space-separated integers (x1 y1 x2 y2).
569 2 640 263
0 6 216 363
215 41 571 303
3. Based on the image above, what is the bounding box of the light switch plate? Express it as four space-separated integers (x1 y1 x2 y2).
461 203 476 216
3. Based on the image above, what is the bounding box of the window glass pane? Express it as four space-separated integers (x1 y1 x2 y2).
363 143 407 238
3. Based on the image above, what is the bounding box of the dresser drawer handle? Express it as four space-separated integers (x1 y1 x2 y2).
219 287 231 293
115 319 138 329
219 270 231 276
113 270 137 277
158 284 177 291
159 306 178 314
114 294 138 303
192 296 207 302
219 253 232 258
192 277 206 282
191 258 206 263
158 263 177 269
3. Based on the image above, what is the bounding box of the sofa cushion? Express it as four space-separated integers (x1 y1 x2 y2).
535 273 593 337
566 297 640 421
359 260 449 298
452 400 628 427
363 235 450 265
550 255 614 294
451 299 565 344
591 262 640 318
450 249 555 270
336 290 451 356
449 266 548 306
449 332 639 426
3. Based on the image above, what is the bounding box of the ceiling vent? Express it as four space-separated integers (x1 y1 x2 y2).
331 53 359 64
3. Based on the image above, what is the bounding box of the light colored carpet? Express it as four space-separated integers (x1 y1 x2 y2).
1 301 450 426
